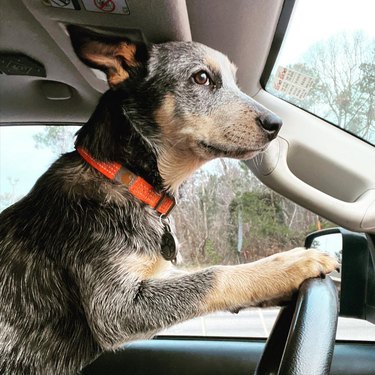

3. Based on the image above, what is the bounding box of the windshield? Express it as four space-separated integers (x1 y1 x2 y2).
266 0 375 145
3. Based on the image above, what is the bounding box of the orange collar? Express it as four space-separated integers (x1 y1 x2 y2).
76 147 175 216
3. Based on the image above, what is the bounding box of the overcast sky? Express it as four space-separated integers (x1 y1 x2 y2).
0 126 76 201
278 0 375 65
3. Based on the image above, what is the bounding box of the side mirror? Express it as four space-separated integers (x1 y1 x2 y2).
305 227 375 323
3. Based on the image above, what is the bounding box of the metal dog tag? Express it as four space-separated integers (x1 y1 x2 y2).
160 223 177 263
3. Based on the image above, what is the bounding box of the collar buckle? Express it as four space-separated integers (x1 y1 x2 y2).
154 193 176 217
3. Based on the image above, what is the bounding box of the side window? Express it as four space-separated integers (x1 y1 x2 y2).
264 0 375 145
0 126 77 211
1 125 375 341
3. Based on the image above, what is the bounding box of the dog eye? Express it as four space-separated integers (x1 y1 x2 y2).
192 71 211 86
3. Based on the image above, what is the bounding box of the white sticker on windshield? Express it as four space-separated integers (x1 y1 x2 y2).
273 66 314 100
81 0 130 14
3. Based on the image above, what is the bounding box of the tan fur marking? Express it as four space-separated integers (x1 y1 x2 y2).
155 94 206 193
117 253 171 280
204 56 221 74
117 43 138 67
154 93 176 127
108 70 129 87
81 41 138 86
158 147 205 193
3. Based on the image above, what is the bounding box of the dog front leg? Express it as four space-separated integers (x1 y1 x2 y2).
80 247 337 350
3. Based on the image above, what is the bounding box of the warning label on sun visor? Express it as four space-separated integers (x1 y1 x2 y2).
46 0 76 9
272 66 314 100
82 0 130 14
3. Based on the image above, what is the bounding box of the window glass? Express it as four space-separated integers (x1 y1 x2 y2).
1 125 375 341
0 126 77 211
266 0 375 145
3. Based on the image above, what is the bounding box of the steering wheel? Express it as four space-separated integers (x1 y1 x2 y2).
254 277 339 375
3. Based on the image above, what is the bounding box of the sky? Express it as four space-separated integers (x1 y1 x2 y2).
1 0 374 209
0 126 76 204
278 0 375 65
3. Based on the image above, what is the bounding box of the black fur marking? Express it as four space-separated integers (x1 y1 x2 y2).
75 89 164 191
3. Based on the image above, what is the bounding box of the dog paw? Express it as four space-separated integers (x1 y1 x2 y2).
277 247 338 274
259 247 339 304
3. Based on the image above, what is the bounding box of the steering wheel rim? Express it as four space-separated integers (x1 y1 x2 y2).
254 277 339 375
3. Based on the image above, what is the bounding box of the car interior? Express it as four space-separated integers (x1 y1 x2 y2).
1 0 375 374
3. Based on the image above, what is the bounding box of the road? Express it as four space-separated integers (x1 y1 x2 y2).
161 308 375 341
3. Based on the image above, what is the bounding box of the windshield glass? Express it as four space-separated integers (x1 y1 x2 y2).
266 0 375 145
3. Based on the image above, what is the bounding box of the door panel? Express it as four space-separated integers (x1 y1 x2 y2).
83 337 375 375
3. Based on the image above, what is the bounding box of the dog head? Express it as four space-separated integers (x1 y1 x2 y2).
68 26 282 192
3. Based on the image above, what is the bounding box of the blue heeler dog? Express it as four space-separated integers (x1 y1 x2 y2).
0 26 338 374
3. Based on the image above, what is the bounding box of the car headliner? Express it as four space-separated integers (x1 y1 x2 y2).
0 0 283 124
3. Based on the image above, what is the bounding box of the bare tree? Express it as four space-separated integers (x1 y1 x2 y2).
33 126 77 156
173 159 323 268
291 32 374 142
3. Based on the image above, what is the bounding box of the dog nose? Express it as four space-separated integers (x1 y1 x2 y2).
258 113 282 139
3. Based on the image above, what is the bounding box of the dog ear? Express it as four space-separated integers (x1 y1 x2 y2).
67 25 148 88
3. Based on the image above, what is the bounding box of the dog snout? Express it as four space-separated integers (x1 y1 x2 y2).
258 113 282 140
